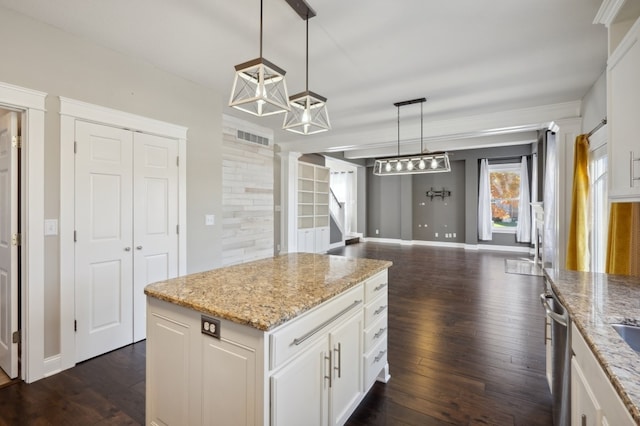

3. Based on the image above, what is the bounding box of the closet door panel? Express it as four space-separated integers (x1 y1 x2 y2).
133 133 179 342
75 121 134 362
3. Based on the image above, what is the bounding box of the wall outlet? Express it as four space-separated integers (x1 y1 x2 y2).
44 219 58 236
435 232 438 238
205 214 215 226
376 229 379 235
201 315 221 339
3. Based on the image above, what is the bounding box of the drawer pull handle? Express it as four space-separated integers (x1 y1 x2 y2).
374 327 387 339
373 283 387 292
374 305 388 316
292 300 363 346
374 349 387 363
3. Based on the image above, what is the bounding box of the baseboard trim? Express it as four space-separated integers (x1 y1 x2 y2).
362 238 530 253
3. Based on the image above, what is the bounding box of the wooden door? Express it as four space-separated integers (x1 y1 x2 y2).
132 132 178 342
0 111 19 378
75 121 134 362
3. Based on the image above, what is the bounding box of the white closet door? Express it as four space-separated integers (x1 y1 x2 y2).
0 111 19 378
132 132 178 342
75 121 134 362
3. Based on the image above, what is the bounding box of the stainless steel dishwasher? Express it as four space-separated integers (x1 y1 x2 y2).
541 289 570 426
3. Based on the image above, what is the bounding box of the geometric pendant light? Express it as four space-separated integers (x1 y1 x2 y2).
229 0 291 116
373 98 451 176
283 11 330 135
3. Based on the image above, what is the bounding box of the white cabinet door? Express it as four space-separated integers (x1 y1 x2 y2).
75 121 134 362
608 24 640 200
298 228 315 253
271 335 329 426
132 133 179 342
571 357 602 426
329 311 363 426
0 111 18 378
315 227 330 253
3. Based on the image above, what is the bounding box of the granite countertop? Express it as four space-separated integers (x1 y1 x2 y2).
145 253 392 331
545 268 640 423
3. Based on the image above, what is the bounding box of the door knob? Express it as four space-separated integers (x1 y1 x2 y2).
124 247 131 252
136 246 143 250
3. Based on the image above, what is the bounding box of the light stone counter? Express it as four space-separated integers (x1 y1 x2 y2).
545 268 640 423
145 253 393 331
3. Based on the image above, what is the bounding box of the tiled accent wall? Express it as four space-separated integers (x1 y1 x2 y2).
222 118 274 266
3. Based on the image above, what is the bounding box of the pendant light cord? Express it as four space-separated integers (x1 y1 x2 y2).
397 105 400 157
420 101 423 154
259 0 263 57
306 14 309 91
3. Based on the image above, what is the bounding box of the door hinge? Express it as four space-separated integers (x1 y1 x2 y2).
176 156 179 167
176 224 179 235
11 233 21 246
12 135 22 149
74 231 77 242
74 320 77 332
74 141 77 154
12 330 20 344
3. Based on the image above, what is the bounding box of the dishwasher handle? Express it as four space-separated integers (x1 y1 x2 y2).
540 293 568 327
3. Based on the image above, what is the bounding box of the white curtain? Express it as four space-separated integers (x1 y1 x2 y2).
543 132 557 266
530 153 538 243
516 156 531 243
478 159 492 241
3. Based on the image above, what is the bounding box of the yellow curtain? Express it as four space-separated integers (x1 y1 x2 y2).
566 134 590 271
606 203 640 276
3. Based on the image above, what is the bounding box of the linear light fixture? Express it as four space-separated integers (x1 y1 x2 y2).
373 98 451 176
283 7 330 135
229 0 290 116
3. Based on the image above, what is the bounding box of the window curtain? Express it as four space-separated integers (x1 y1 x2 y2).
543 132 557 266
530 153 538 243
606 202 640 277
566 134 590 271
516 156 531 243
478 159 492 241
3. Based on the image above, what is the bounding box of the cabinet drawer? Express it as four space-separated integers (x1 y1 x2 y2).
270 284 364 370
364 315 387 354
364 293 388 328
364 270 388 303
364 338 388 391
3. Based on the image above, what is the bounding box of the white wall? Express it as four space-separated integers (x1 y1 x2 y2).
0 6 224 359
581 70 607 133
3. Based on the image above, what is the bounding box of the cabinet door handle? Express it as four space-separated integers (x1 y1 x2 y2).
334 343 341 379
632 151 640 187
374 305 388 316
324 352 332 388
292 300 363 346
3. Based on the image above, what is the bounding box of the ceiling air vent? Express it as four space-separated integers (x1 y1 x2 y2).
237 130 270 147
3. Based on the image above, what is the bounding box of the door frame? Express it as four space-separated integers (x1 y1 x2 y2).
59 97 187 374
0 81 46 383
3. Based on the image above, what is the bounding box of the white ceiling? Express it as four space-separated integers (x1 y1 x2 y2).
0 0 607 158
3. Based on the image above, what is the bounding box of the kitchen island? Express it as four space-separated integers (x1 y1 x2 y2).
144 253 392 426
545 269 640 425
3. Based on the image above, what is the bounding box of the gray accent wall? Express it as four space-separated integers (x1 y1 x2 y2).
366 144 535 247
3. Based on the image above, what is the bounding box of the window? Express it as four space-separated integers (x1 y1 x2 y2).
489 163 521 232
590 144 607 273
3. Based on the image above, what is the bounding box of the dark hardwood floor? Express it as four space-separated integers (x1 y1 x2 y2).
0 243 552 425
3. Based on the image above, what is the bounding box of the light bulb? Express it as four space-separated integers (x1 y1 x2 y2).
431 158 438 169
418 159 426 170
396 161 403 171
385 162 392 172
407 161 414 171
302 108 310 124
